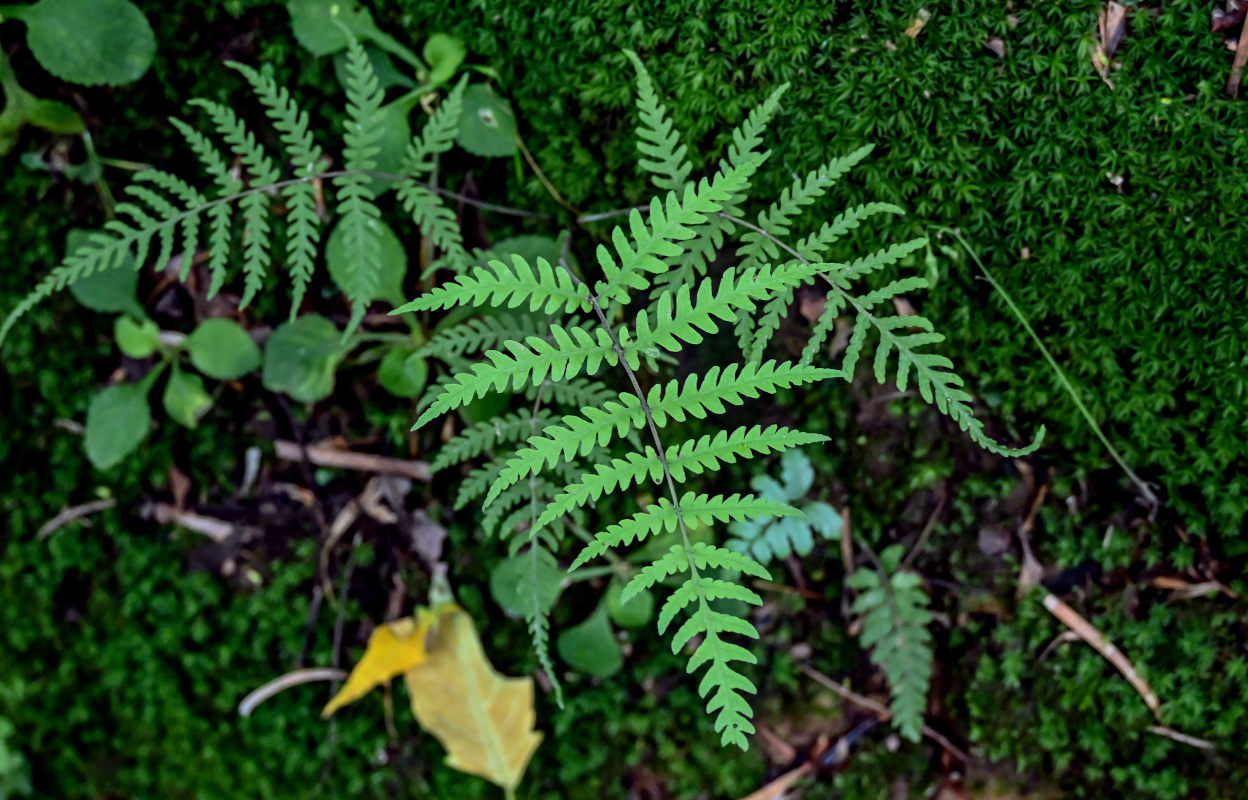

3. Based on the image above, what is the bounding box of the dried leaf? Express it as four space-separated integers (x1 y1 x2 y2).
322 604 451 716
405 606 542 793
904 8 931 38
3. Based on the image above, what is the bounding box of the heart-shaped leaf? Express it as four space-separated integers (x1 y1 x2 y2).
556 602 622 678
114 316 159 358
186 319 260 380
162 365 212 428
456 84 517 157
261 314 342 403
378 346 427 398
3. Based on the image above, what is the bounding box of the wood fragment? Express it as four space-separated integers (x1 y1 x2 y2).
274 439 430 481
1041 592 1162 721
1230 24 1248 96
150 503 233 542
238 667 348 717
37 497 116 539
1147 725 1216 750
799 665 973 764
738 763 810 800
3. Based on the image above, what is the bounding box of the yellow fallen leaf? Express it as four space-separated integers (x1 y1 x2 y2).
405 605 542 794
321 604 451 717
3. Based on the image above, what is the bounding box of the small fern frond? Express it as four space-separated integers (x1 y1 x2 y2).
405 77 467 179
623 49 692 193
849 562 933 743
335 36 387 336
794 201 905 262
169 117 242 194
413 327 619 429
737 144 873 270
594 161 758 309
799 290 848 367
570 492 803 570
416 313 549 361
396 256 592 315
430 410 554 474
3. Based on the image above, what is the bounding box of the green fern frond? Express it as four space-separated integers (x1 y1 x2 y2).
335 36 387 336
570 492 803 570
396 79 470 271
414 326 619 429
799 290 847 366
490 361 837 506
417 313 549 361
405 77 467 178
794 201 905 262
396 256 592 315
848 561 933 743
431 410 554 474
623 49 692 193
594 161 758 309
536 377 620 409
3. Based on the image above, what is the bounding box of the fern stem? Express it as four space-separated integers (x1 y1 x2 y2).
936 227 1158 506
515 134 581 217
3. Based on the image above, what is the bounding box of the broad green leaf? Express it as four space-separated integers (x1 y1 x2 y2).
85 382 150 469
556 603 622 678
378 346 427 398
489 552 561 618
186 319 260 380
805 501 842 540
0 54 85 154
114 316 158 358
9 0 154 86
63 230 143 317
262 314 342 403
456 84 517 157
327 217 407 306
322 604 453 717
162 365 212 428
423 34 465 87
287 0 423 71
606 580 653 629
404 606 542 793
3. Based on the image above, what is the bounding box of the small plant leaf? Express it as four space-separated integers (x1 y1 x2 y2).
114 316 159 359
556 602 623 677
804 501 842 539
322 605 453 717
11 0 155 86
778 449 815 499
162 365 212 428
404 605 542 793
288 0 382 56
378 346 428 398
423 34 466 87
63 230 143 317
490 552 561 618
606 580 653 629
85 382 150 469
456 84 517 157
186 319 261 381
261 314 342 403
327 217 408 307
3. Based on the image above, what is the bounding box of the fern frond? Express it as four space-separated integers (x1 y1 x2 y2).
334 36 386 335
623 49 692 193
398 184 470 272
491 361 837 505
569 492 803 570
830 238 928 284
794 201 905 262
534 426 827 528
594 161 758 309
395 256 591 315
849 564 933 743
431 410 554 474
413 326 619 429
405 77 467 178
417 313 549 361
799 290 848 367
737 144 873 270
536 377 620 409
134 170 205 278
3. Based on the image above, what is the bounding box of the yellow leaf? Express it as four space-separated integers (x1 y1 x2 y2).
404 606 542 793
321 604 450 717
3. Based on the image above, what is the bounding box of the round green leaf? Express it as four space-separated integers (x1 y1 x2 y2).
489 552 562 618
378 347 428 398
114 316 159 359
456 84 517 157
162 366 212 429
606 580 653 629
556 604 623 678
288 0 379 56
423 34 465 87
262 314 342 403
326 218 408 307
186 319 261 380
85 383 151 469
15 0 155 86
64 230 143 317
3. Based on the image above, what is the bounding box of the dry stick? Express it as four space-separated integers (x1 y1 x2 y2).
274 440 430 482
237 668 347 717
515 135 582 217
1146 725 1216 751
800 665 972 764
37 497 117 539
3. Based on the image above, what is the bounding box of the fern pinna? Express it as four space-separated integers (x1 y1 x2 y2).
410 50 1040 749
0 38 470 347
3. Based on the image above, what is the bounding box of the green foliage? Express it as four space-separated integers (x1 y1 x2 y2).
726 449 842 563
0 53 84 155
0 0 154 86
847 545 933 743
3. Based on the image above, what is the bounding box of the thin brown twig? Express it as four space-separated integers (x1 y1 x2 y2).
515 135 581 217
36 497 116 539
800 664 973 764
275 440 430 482
901 485 947 570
